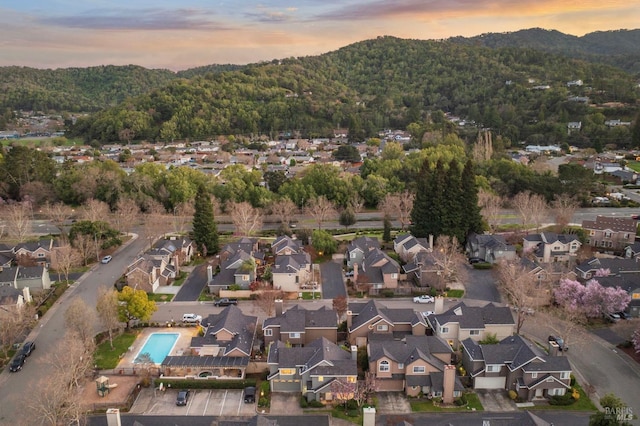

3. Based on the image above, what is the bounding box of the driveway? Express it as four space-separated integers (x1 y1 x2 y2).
463 266 502 303
173 263 209 301
130 388 256 416
320 261 347 300
376 392 412 415
270 393 302 415
475 389 517 412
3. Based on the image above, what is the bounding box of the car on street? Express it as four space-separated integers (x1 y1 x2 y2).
176 390 190 406
421 311 435 318
182 313 202 323
616 311 629 320
213 298 238 307
244 386 256 403
413 295 435 304
468 257 485 264
606 312 621 322
548 335 568 351
21 341 36 357
9 354 26 372
101 255 113 264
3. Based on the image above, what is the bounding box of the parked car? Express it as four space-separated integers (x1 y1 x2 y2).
468 257 484 264
345 270 354 278
244 386 256 403
176 390 190 406
9 354 26 372
548 335 568 351
413 295 435 304
21 341 36 357
616 311 629 320
421 311 435 318
213 298 238 307
606 312 621 322
101 255 113 264
182 313 203 323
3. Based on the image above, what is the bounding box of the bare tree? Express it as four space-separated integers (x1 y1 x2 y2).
270 198 297 225
229 201 263 236
255 289 283 316
495 259 543 334
431 235 468 291
141 199 168 249
478 189 503 233
112 196 139 234
51 244 81 283
96 287 123 349
73 233 94 266
4 202 32 242
42 201 74 242
64 298 95 349
529 193 549 232
378 191 414 231
81 198 110 223
354 371 377 407
172 200 195 234
348 194 365 214
24 373 86 426
332 296 348 322
512 191 548 232
304 196 336 230
0 305 36 358
552 194 579 230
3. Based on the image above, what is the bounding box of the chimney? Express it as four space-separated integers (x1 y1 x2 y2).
106 408 122 426
351 345 358 361
428 234 434 250
548 341 560 357
353 263 359 282
434 296 444 314
207 265 213 283
22 287 32 304
363 407 376 426
346 310 353 330
442 364 456 404
275 299 283 317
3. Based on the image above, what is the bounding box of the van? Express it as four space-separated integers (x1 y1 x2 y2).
244 386 256 403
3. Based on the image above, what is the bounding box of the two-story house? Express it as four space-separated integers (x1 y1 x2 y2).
125 255 175 293
0 265 52 292
522 233 581 263
13 239 55 266
267 337 357 403
425 302 515 349
208 249 257 293
272 235 303 256
368 334 463 402
575 257 640 280
461 335 571 401
345 236 380 269
403 250 441 288
272 252 312 292
355 248 400 294
466 233 516 264
262 303 337 347
347 300 426 347
582 216 636 252
393 234 431 263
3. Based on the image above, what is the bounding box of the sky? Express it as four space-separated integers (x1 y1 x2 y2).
1 0 639 71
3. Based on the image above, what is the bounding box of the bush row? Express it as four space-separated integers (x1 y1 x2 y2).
157 378 257 389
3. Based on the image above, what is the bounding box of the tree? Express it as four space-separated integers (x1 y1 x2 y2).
3 202 31 242
589 393 633 426
229 201 263 236
270 198 297 225
332 145 361 162
330 378 356 411
311 229 338 256
633 327 640 355
379 191 414 231
0 304 35 359
304 196 336 230
113 196 140 234
172 200 195 234
96 287 122 349
81 198 111 223
73 233 94 266
255 289 283 316
554 278 631 320
339 208 356 230
117 286 158 328
51 244 81 283
64 298 95 349
354 371 377 407
495 259 543 333
382 215 392 243
512 190 548 232
431 235 468 291
192 185 218 256
478 189 503 233
552 194 579 229
41 201 74 242
332 296 348 321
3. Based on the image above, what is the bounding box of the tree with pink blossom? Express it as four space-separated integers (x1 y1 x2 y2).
554 278 631 319
633 328 640 354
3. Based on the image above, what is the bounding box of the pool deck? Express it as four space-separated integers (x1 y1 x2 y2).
118 326 200 368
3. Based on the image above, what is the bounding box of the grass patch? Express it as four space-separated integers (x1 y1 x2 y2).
330 406 363 424
524 382 597 411
94 331 139 369
300 292 322 300
411 393 483 412
147 293 174 302
198 290 215 302
627 161 640 173
172 271 188 286
446 289 464 298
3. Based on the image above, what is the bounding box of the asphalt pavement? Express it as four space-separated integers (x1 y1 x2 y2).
463 265 502 303
320 261 347 299
173 264 209 301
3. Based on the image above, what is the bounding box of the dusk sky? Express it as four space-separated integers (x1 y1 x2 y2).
1 0 638 71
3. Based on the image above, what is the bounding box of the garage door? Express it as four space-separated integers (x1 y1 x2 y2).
474 376 506 389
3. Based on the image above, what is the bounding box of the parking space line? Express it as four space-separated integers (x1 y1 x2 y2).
220 390 227 416
185 391 192 416
236 390 243 415
203 389 212 416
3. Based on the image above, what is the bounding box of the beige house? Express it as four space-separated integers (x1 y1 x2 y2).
262 303 337 347
347 300 426 347
272 253 312 292
582 216 636 252
522 232 581 263
425 302 515 349
354 248 400 294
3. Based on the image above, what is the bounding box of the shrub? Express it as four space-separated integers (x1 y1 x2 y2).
345 399 358 410
299 396 309 408
572 388 580 400
454 395 468 406
549 393 575 406
381 289 395 298
258 397 270 408
508 390 517 400
570 374 576 387
473 263 493 269
309 400 324 408
159 378 256 390
346 409 359 417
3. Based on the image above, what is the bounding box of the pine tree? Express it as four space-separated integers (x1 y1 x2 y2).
383 215 392 242
460 159 483 239
192 186 218 256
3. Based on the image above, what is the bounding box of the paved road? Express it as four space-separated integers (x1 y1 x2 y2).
0 234 149 424
320 261 347 299
173 264 209 301
463 265 501 303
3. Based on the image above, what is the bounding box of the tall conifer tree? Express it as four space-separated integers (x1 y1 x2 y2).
192 186 218 256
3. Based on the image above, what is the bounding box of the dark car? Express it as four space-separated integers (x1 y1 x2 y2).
468 257 484 264
9 354 26 372
21 341 36 357
244 386 256 403
616 311 629 320
548 335 568 351
176 390 190 406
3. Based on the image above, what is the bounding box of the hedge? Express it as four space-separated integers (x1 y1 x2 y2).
157 378 257 389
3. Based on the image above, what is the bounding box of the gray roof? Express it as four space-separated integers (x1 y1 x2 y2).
347 236 380 254
582 215 637 233
263 305 337 333
161 356 249 368
191 305 257 356
368 334 452 366
575 257 640 275
348 300 424 332
268 337 356 376
273 253 310 274
0 285 21 305
430 302 515 330
429 371 465 392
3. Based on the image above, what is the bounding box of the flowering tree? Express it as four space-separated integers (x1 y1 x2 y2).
633 328 640 354
554 278 631 319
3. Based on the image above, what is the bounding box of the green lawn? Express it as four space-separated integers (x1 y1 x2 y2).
94 332 139 369
172 271 188 286
627 161 640 172
301 291 322 300
524 383 597 412
446 289 464 298
147 293 174 302
410 392 483 412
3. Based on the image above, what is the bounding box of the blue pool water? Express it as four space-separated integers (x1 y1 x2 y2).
135 333 179 364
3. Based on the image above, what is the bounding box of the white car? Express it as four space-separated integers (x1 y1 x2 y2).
413 295 435 304
101 255 112 264
421 311 435 318
182 313 203 323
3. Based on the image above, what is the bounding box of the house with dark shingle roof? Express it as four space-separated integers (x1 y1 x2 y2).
124 255 175 293
271 235 303 256
347 300 427 347
272 252 312 292
424 302 515 349
461 335 572 401
393 234 431 263
354 247 400 294
208 248 257 292
267 336 357 402
345 236 380 268
522 232 581 263
263 304 337 347
582 215 636 252
13 238 55 266
368 333 463 402
0 265 52 292
466 233 516 264
575 257 640 280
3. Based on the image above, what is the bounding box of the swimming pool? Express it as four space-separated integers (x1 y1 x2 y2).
135 332 179 364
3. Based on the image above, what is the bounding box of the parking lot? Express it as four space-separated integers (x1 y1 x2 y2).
130 388 257 416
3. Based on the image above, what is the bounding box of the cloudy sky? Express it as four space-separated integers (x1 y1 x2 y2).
1 0 638 71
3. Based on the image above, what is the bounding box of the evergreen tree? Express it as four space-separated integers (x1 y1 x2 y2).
460 159 483 239
383 215 392 242
192 186 218 256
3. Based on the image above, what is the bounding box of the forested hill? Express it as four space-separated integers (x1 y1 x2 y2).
449 28 640 74
68 36 639 145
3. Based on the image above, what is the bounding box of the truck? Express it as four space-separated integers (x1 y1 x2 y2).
214 298 238 307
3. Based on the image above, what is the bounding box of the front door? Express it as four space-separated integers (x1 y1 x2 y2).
535 389 544 398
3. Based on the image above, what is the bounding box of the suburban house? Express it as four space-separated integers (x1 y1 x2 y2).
347 300 427 347
208 249 257 293
393 234 431 263
402 250 444 288
522 233 581 263
161 305 257 379
219 238 260 263
425 302 516 349
368 334 463 402
262 303 337 347
466 233 516 264
582 216 636 252
124 255 175 293
346 236 380 268
267 337 357 403
625 242 640 259
272 252 312 292
271 235 303 256
0 265 52 291
13 239 55 266
354 248 401 294
0 285 30 313
461 335 572 401
574 257 640 280
149 236 196 269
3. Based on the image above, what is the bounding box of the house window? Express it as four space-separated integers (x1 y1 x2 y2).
351 252 357 258
486 365 499 373
264 329 273 337
290 332 300 339
589 231 595 236
432 391 442 397
571 243 577 250
413 366 425 373
531 372 538 379
546 377 554 382
549 388 566 396
241 275 249 281
398 363 404 370
377 324 389 331
469 330 480 336
280 369 295 375
379 360 390 372
37 253 45 258
440 327 449 333
347 376 356 383
391 273 397 279
604 231 612 238
318 376 323 382
453 390 462 397
560 372 570 380
624 233 630 239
